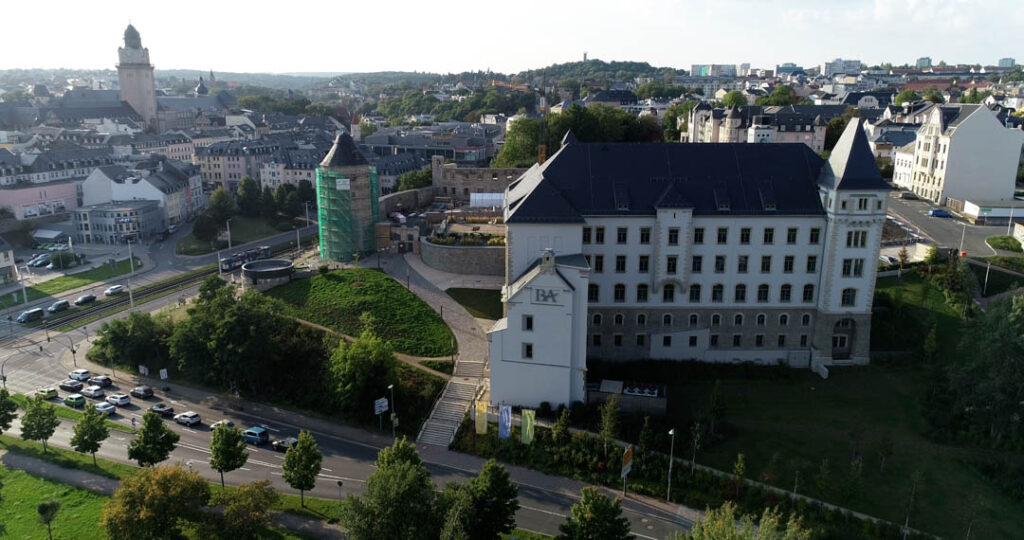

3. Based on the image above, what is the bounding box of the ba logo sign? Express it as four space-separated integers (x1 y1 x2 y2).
532 288 562 305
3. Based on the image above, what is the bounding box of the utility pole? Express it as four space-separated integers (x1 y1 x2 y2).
388 384 396 438
903 473 920 540
127 237 135 309
958 222 966 254
667 428 676 501
226 218 233 250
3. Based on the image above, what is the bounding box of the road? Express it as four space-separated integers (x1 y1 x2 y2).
885 192 1009 256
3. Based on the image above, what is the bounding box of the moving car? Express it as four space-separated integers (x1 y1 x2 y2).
59 380 84 392
150 403 174 417
928 209 952 218
47 300 70 313
35 387 58 400
96 402 116 416
106 393 131 406
104 285 126 296
63 394 85 408
91 375 112 387
272 437 299 452
16 308 44 324
28 254 50 267
81 385 105 398
74 294 96 306
130 385 153 399
69 369 91 381
242 427 269 445
174 411 201 426
210 420 235 430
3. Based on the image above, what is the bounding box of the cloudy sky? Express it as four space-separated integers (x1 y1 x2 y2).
6 0 1021 74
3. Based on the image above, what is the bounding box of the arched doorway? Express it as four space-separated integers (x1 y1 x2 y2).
832 318 855 360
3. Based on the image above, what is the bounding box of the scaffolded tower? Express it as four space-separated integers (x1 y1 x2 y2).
316 133 380 262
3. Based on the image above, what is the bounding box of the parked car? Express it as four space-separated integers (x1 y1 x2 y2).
106 393 131 406
272 436 299 452
91 375 112 387
81 385 105 398
59 380 84 392
28 254 50 267
879 255 899 265
150 403 175 417
210 420 235 430
16 308 44 323
174 411 201 426
47 300 70 313
35 387 58 400
928 209 952 218
242 427 269 445
73 294 96 306
899 192 918 200
63 394 85 408
95 402 116 416
69 369 91 381
104 285 126 296
130 385 153 399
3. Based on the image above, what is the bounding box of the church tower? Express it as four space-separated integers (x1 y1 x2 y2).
117 24 157 129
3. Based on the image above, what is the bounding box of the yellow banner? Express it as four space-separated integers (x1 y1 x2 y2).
521 409 535 444
475 400 488 434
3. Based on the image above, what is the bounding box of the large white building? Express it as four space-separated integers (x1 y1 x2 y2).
489 121 890 408
821 58 863 77
81 159 206 226
892 104 1024 207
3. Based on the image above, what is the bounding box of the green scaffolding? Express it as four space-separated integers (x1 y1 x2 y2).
315 166 379 262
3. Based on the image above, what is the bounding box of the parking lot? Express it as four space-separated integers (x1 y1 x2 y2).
886 191 1010 256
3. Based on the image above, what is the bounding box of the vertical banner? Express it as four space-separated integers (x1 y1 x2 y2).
498 405 512 439
521 409 535 444
475 400 488 434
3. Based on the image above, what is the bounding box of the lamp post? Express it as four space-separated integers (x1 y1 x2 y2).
667 428 676 502
126 236 135 309
388 383 396 438
336 480 344 513
226 218 233 250
958 222 966 254
1 354 11 388
66 336 78 367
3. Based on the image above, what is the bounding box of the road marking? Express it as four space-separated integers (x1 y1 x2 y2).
322 467 332 472
247 459 280 469
239 467 251 471
260 424 280 432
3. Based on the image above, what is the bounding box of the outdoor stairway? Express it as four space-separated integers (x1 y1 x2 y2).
417 380 477 446
454 359 487 379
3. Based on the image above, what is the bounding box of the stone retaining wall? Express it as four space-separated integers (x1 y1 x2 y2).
420 237 504 276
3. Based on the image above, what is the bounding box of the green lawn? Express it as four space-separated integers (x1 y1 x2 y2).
10 394 134 433
0 257 142 310
870 272 962 353
981 255 1024 274
503 529 553 540
266 268 456 357
176 216 284 255
986 234 1023 252
421 359 454 375
446 287 503 320
0 466 107 539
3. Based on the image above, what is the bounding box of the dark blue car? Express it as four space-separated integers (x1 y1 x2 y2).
928 209 952 218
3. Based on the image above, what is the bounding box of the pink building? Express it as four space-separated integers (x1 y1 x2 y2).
1 180 80 220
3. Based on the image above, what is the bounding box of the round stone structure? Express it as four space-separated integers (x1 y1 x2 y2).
241 259 295 290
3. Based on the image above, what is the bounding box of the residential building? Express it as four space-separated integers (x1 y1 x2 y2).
916 57 932 69
259 148 322 190
316 133 380 262
998 58 1016 68
362 122 499 166
488 122 889 407
81 159 206 225
194 139 280 191
688 104 844 152
821 58 862 77
691 64 738 77
73 199 163 245
892 105 1024 207
430 155 527 203
374 152 428 195
0 236 14 285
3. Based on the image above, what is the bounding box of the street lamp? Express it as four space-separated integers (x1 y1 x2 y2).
66 336 78 367
336 480 344 513
388 383 396 438
1 355 12 388
667 428 676 502
226 218 233 250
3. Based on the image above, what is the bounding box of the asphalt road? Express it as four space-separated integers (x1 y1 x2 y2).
885 192 1009 256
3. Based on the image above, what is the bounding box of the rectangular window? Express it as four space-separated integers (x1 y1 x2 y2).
806 255 817 273
640 227 651 244
715 255 726 273
740 227 751 244
614 334 623 347
689 336 698 347
755 334 764 347
522 343 533 358
614 286 626 302
588 284 599 302
689 285 701 302
693 228 704 244
636 334 646 346
810 228 821 244
523 315 533 331
593 255 604 273
783 255 794 273
712 286 723 302
616 227 628 244
667 256 678 274
858 198 868 210
800 334 808 347
786 227 798 244
615 255 626 273
737 255 749 273
668 228 680 245
595 227 605 244
592 334 602 346
761 255 772 273
582 227 592 244
638 255 650 273
662 335 672 347
637 286 648 302
854 259 864 277
717 227 728 244
763 228 775 244
691 255 702 273
732 334 742 346
663 285 675 302
803 285 815 302
710 334 719 347
846 230 867 248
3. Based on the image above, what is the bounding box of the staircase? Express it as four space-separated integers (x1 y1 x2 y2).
417 379 478 446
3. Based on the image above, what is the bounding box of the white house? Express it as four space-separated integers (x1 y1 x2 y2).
82 159 206 226
488 122 889 407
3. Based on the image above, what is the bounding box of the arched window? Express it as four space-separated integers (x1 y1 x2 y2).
663 313 673 326
613 284 626 303
780 284 792 303
592 313 602 325
636 284 649 303
841 288 857 306
734 284 747 302
734 314 743 326
637 313 647 326
689 314 698 326
802 314 811 326
711 314 721 326
779 314 789 326
711 284 724 302
614 313 624 325
756 313 766 326
757 284 770 303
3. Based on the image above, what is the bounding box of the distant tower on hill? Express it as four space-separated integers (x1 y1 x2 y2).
209 70 216 84
583 51 588 62
116 23 157 128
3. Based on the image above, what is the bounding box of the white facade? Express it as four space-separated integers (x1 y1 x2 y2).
821 58 862 77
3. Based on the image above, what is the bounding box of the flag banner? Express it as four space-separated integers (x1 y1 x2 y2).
475 400 488 434
498 405 512 439
521 409 535 444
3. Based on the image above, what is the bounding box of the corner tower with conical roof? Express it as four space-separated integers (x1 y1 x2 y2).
812 119 890 365
315 133 380 262
117 24 157 128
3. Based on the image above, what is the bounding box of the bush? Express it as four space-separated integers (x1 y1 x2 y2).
318 265 329 275
987 235 1023 252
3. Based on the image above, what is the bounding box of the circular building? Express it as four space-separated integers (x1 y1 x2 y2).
241 259 295 290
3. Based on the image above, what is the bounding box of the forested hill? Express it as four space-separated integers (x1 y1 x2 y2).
511 59 680 85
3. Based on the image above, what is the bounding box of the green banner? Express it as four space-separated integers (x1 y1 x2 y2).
521 409 535 444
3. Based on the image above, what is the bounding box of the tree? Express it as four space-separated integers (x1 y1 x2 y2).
690 421 703 477
211 480 280 538
923 324 938 361
236 176 261 217
662 101 698 142
685 501 812 540
199 274 229 302
282 430 322 507
600 394 620 458
721 91 747 108
37 500 60 540
296 179 316 207
556 487 633 540
824 117 847 152
101 465 211 539
551 407 571 444
756 85 800 106
375 436 422 469
922 87 945 103
895 89 920 105
397 169 433 192
127 410 180 466
71 403 110 465
439 485 473 540
467 459 520 539
191 212 219 244
20 395 60 453
0 388 18 435
637 416 653 472
341 441 438 540
329 329 398 420
260 186 277 220
732 453 746 497
208 186 235 225
210 425 249 487
87 312 173 369
814 458 831 497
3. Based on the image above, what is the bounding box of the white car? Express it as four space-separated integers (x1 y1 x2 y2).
106 393 131 406
210 419 235 430
68 369 91 381
95 402 116 416
174 411 201 426
81 385 105 398
104 285 125 296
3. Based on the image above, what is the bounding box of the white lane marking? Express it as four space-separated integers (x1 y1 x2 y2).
247 459 280 469
260 424 280 432
239 467 251 471
178 442 212 455
322 467 332 472
519 504 565 518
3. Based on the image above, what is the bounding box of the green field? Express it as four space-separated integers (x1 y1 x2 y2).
0 257 141 310
986 234 1023 252
421 359 454 375
266 268 456 357
446 287 503 319
176 216 283 255
0 467 107 539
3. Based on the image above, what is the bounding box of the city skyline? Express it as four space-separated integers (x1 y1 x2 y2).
5 0 1022 76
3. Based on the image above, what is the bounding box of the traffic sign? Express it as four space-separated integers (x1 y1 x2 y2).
159 369 168 380
374 397 389 415
621 444 634 478
138 365 149 376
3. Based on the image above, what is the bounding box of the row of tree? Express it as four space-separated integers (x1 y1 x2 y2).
192 178 314 246
369 88 536 124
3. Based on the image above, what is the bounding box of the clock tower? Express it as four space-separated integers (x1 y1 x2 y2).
117 24 157 129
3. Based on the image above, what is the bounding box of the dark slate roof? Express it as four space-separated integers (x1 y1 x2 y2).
840 91 895 108
506 140 828 224
818 119 890 191
0 235 11 252
585 90 638 105
321 133 367 167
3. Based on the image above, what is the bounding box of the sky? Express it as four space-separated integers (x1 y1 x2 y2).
4 0 1022 75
